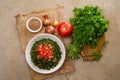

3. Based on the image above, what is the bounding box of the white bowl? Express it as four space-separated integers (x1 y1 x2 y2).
25 34 66 74
26 17 42 33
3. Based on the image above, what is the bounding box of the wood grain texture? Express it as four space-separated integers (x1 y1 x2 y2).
81 35 105 61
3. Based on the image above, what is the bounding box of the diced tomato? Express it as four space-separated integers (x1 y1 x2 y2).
38 48 42 52
48 44 52 49
48 55 53 59
39 51 43 55
37 55 41 59
43 52 47 56
44 46 49 50
37 44 43 52
37 44 54 60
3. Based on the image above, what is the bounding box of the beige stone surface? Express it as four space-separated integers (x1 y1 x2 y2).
0 0 120 80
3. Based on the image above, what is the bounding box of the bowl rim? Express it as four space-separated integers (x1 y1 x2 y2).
25 33 66 74
26 17 43 33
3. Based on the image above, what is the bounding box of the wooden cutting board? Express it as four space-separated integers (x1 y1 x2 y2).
81 35 105 61
16 6 74 80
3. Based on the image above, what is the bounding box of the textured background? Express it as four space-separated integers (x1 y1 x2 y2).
0 0 120 80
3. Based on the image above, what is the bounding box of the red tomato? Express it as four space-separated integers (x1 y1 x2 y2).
57 22 73 37
37 44 54 60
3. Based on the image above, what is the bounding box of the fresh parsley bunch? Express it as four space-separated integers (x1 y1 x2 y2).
68 6 109 59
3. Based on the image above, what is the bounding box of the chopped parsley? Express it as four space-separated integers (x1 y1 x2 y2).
31 39 61 70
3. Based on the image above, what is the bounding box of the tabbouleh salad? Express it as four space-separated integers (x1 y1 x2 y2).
31 38 61 70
